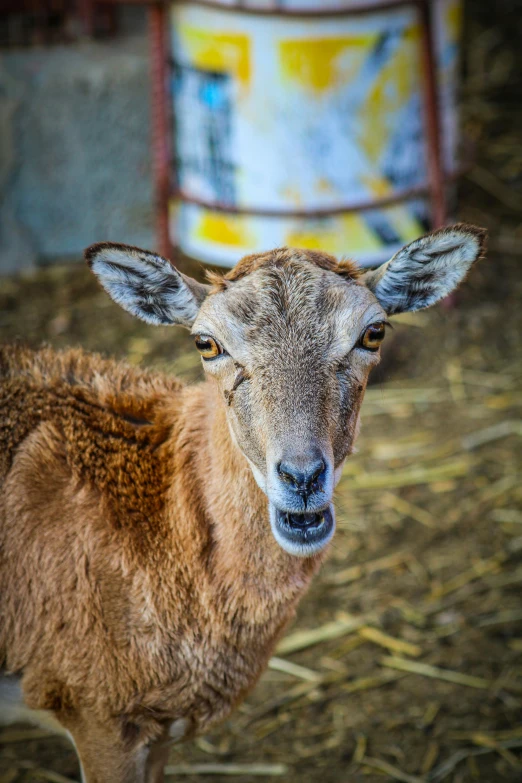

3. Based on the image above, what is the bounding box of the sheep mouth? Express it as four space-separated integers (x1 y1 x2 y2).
270 504 335 557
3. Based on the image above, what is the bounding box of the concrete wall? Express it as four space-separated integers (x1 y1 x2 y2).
0 18 154 274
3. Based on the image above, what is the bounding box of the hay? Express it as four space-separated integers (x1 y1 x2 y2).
164 764 288 777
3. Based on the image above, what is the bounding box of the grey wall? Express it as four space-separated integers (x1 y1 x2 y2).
0 22 154 274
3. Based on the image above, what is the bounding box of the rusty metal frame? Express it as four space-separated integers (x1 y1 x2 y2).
104 0 452 257
173 173 461 219
168 0 427 16
102 0 423 12
149 3 172 257
417 0 447 229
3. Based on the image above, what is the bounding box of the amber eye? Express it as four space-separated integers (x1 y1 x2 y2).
194 335 222 360
360 322 386 352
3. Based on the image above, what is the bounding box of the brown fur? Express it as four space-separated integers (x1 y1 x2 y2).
206 246 360 291
0 227 484 780
0 343 320 778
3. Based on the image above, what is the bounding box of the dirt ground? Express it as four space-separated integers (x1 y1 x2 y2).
1 2 521 782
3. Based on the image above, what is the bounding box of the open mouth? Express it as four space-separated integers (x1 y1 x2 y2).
270 504 335 557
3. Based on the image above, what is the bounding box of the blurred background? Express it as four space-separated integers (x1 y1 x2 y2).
1 1 521 781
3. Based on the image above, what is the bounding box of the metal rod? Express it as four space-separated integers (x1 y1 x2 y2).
148 2 172 258
102 0 421 15
173 165 464 219
170 0 418 17
417 0 447 228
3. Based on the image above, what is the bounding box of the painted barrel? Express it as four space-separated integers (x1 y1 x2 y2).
170 1 462 267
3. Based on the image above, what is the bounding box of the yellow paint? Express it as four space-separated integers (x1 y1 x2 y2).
339 213 382 251
180 24 250 86
357 174 424 243
280 186 303 206
285 229 330 251
286 213 382 254
169 198 184 223
361 174 392 199
446 0 463 41
282 180 336 203
358 25 420 166
195 212 254 248
385 206 425 241
316 178 336 195
359 176 424 243
279 36 374 93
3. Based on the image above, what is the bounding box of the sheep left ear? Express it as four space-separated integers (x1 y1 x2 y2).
361 223 487 315
85 242 210 327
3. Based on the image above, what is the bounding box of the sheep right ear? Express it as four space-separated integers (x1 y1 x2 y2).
360 224 486 315
85 243 210 327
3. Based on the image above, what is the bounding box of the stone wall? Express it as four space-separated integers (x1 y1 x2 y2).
0 21 154 274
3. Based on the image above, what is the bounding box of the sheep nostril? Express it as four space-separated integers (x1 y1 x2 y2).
277 463 298 486
310 460 326 485
277 457 326 496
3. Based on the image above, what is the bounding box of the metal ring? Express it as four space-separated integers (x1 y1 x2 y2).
172 166 464 218
170 0 422 18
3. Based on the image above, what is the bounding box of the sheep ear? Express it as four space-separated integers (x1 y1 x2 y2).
361 224 487 315
85 243 210 327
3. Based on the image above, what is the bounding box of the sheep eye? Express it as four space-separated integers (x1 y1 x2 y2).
194 335 222 360
360 322 386 352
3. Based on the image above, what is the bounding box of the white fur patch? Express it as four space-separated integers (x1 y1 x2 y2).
363 225 485 314
333 461 346 487
87 245 202 327
248 460 267 493
169 717 189 742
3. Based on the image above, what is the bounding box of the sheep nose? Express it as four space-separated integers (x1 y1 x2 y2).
277 455 326 498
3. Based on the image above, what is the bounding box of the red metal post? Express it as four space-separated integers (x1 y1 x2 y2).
417 0 447 229
148 2 172 259
77 0 96 36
